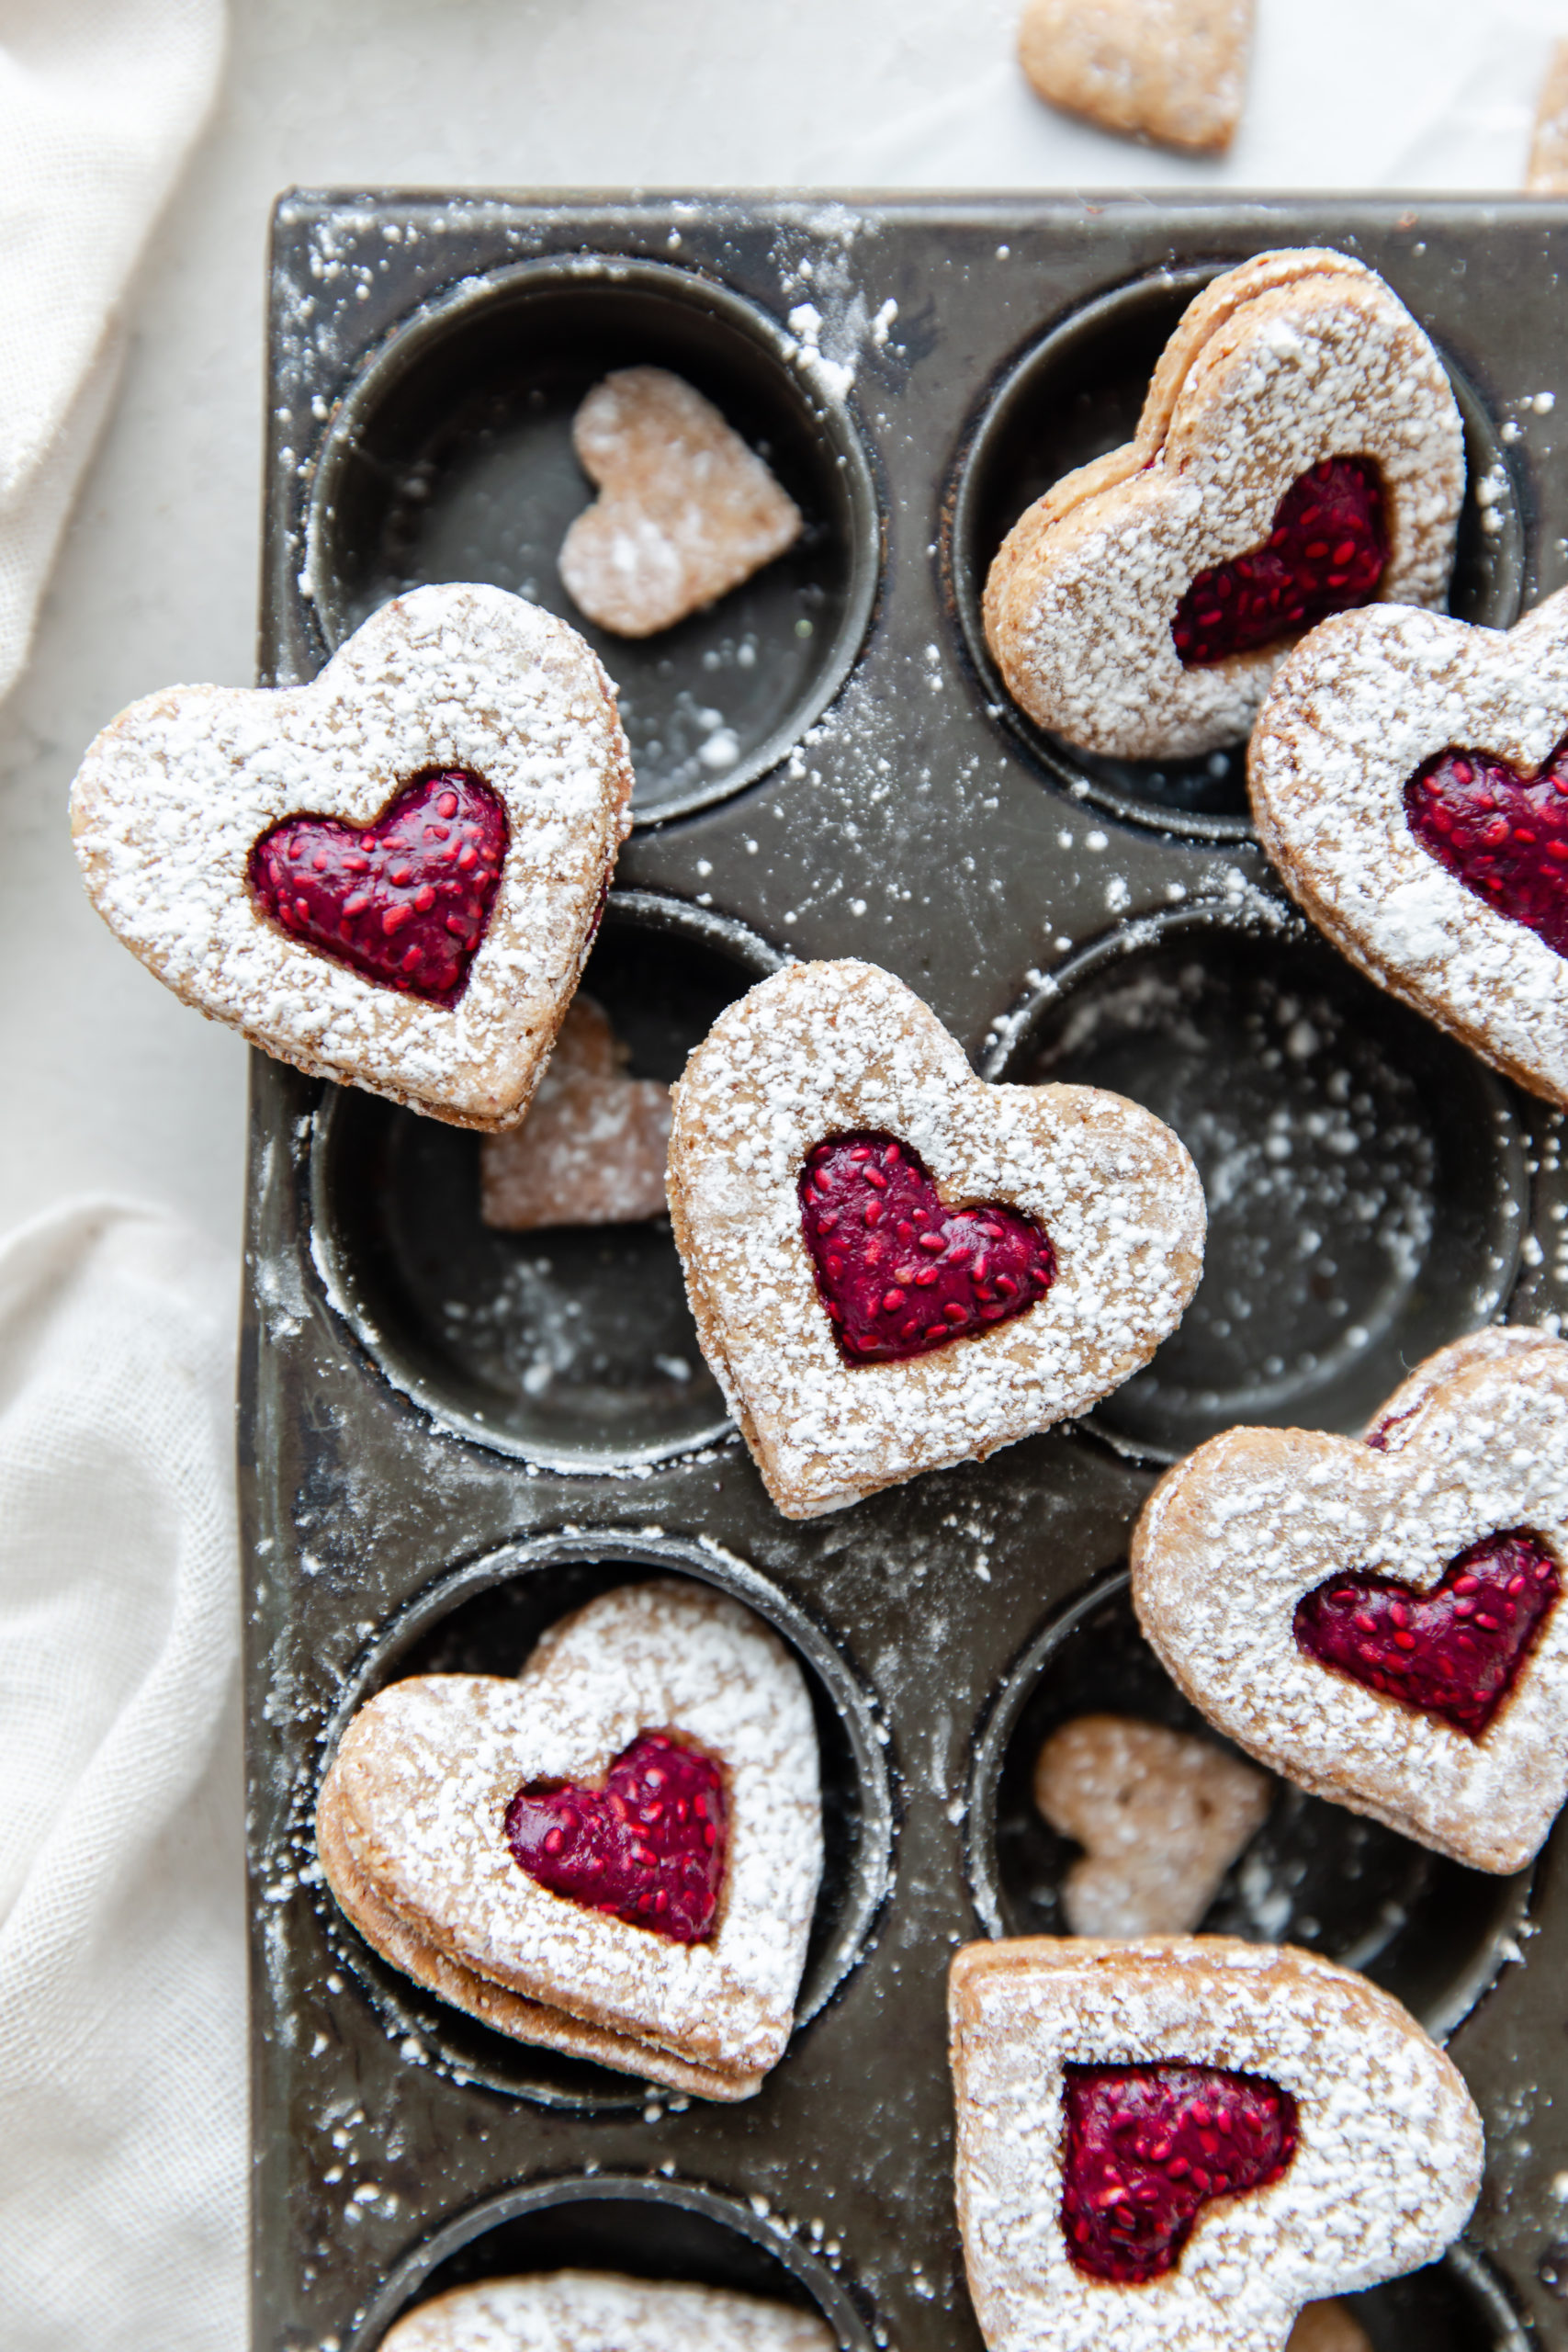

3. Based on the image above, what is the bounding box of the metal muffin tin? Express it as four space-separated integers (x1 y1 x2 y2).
245 193 1568 2352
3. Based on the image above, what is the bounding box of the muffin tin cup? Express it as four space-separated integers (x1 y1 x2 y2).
348 2174 879 2352
302 255 882 825
307 888 782 1472
249 193 1568 2352
964 1565 1536 2043
986 896 1529 1464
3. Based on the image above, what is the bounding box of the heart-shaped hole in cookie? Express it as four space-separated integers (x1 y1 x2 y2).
249 766 507 1007
1171 457 1386 669
1061 2061 1298 2282
1293 1529 1561 1737
797 1131 1055 1363
505 1730 728 1943
1405 734 1568 961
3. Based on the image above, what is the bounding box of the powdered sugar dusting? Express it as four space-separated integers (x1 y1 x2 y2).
382 2269 835 2352
985 251 1464 760
321 1580 821 2081
950 1939 1482 2352
70 582 633 1127
1132 1330 1568 1871
1250 588 1568 1109
668 959 1205 1519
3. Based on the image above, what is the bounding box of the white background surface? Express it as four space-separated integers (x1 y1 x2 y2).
3 0 1567 1256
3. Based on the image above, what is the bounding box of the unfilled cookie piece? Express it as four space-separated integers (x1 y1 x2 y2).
1034 1713 1270 1935
559 368 803 638
381 2271 837 2352
983 249 1463 763
480 996 671 1230
316 1579 822 2099
950 1936 1481 2352
1529 40 1568 192
1019 0 1253 154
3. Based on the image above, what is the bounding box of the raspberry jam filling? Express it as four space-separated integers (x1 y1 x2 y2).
1061 2063 1297 2284
248 768 508 1007
798 1131 1055 1364
504 1731 727 1944
1293 1529 1559 1738
1170 456 1386 668
1404 736 1568 961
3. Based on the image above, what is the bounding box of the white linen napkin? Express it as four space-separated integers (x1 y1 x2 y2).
0 1200 245 2352
0 0 224 706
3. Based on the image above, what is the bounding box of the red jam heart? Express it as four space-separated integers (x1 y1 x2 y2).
797 1131 1055 1364
1404 738 1568 960
1293 1529 1560 1738
504 1731 727 1945
248 769 508 1007
1171 456 1386 669
1061 2063 1297 2284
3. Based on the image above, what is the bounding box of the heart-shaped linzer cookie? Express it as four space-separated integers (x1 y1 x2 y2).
666 960 1205 1520
950 1937 1482 2352
316 1579 822 2099
1131 1329 1568 1871
559 368 803 639
70 584 633 1129
380 2271 837 2352
1249 588 1568 1108
982 249 1463 760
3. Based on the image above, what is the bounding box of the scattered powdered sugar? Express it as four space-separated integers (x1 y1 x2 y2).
985 250 1465 761
69 582 633 1127
1132 1329 1568 1871
950 1939 1482 2352
1250 589 1568 1107
667 959 1206 1518
323 1580 821 2081
380 2269 834 2352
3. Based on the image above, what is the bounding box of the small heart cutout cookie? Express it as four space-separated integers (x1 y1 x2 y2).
381 2271 836 2352
70 583 633 1129
983 249 1463 760
1034 1714 1271 1936
316 1579 822 2099
1250 587 1568 1108
1131 1329 1568 1871
666 959 1205 1520
479 995 672 1228
559 368 803 639
950 1937 1481 2352
1019 0 1253 156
